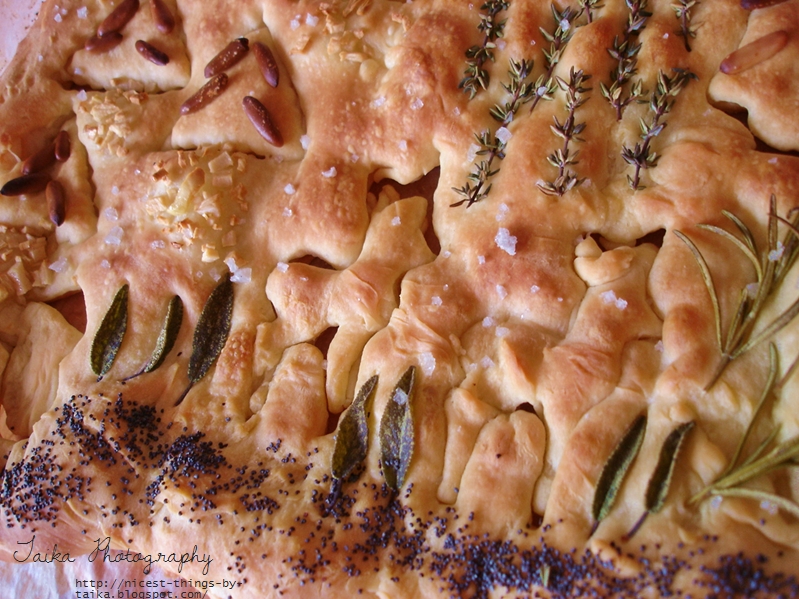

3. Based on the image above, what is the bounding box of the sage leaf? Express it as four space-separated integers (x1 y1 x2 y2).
124 295 184 381
332 374 378 482
627 420 695 539
379 366 416 493
327 375 379 506
175 274 234 406
91 284 129 380
591 413 647 534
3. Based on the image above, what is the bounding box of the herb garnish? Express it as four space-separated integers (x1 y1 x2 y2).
579 0 604 23
175 273 234 406
452 58 536 207
537 67 591 197
379 366 416 493
672 0 698 53
591 414 647 535
460 0 510 99
528 4 583 114
621 68 695 190
626 420 695 540
123 295 183 381
690 344 799 519
675 197 799 389
599 0 650 121
329 374 379 505
452 4 583 207
91 284 129 381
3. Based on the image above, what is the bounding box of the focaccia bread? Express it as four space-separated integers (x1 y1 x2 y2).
1 0 799 597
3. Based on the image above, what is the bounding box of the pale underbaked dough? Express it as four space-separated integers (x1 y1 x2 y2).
1 0 799 597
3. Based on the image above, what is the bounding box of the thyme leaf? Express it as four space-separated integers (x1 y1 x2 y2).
91 284 129 381
591 413 647 535
626 420 695 539
175 273 234 406
379 366 416 493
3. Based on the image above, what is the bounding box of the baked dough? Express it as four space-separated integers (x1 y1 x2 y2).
1 0 799 597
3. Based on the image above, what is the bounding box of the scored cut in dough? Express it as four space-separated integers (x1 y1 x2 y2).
1 0 799 597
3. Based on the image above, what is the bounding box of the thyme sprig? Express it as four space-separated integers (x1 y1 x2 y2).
460 0 510 99
675 196 799 389
528 5 583 113
599 0 651 121
672 0 699 53
621 68 695 190
579 0 604 23
690 344 799 520
452 58 535 207
537 67 591 197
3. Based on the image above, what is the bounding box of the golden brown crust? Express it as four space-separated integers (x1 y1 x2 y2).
2 0 799 597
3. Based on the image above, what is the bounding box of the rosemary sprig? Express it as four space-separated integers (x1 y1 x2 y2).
452 58 535 207
690 345 799 520
537 67 591 197
672 0 698 53
621 68 695 190
528 4 583 113
460 0 510 99
675 197 799 389
599 0 650 121
579 0 604 23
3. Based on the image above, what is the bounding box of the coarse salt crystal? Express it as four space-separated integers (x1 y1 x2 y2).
74 67 83 75
453 106 461 116
284 183 296 195
495 227 517 255
768 157 778 165
496 326 510 338
431 295 443 306
322 166 337 178
478 255 486 265
600 290 617 304
231 267 252 284
76 89 87 101
276 262 289 273
655 340 665 353
77 6 87 18
467 143 481 162
54 13 62 22
496 284 507 299
300 135 311 150
496 203 509 221
769 241 785 262
290 16 301 29
101 259 111 269
224 256 240 273
398 139 408 151
420 352 436 376
482 316 495 327
615 298 628 310
560 18 570 30
283 207 293 217
530 284 540 293
111 186 120 195
410 97 424 110
495 126 512 145
372 96 386 108
391 216 401 226
151 240 166 249
305 13 319 26
480 356 495 369
105 226 123 245
760 500 779 515
105 207 119 221
496 39 506 50
49 256 68 272
442 250 451 258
